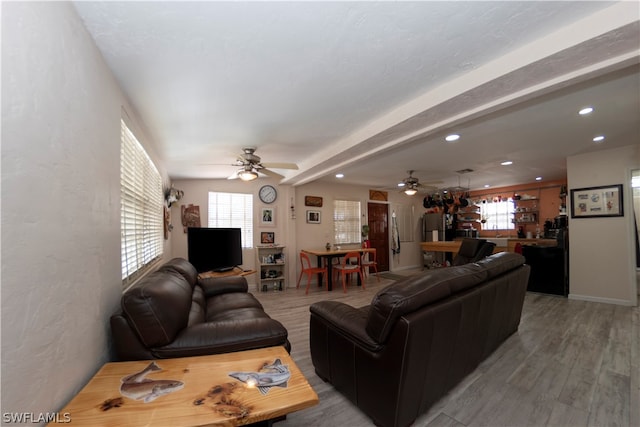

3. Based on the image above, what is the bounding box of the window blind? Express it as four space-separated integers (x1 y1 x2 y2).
120 119 163 286
333 200 361 244
208 192 254 248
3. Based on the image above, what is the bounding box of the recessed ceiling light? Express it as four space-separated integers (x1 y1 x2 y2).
335 173 344 178
535 176 542 181
484 184 491 188
445 134 460 142
578 106 594 115
501 161 513 166
592 135 605 143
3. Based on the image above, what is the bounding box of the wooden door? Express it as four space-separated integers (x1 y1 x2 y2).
368 203 389 272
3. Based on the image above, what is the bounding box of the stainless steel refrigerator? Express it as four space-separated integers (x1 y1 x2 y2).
421 213 445 268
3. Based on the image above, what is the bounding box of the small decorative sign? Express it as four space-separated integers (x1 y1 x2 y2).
570 184 623 218
305 196 323 207
369 190 388 201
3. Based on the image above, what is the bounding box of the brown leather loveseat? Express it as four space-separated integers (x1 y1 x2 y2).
309 252 530 427
111 258 290 360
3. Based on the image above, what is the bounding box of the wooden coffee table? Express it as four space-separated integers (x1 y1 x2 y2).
57 346 318 426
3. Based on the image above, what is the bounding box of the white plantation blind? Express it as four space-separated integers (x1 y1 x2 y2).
333 200 361 244
120 119 163 286
208 192 253 248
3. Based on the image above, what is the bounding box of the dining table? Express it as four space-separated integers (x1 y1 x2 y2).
301 247 376 291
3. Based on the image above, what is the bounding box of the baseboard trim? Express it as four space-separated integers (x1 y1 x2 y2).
568 293 635 306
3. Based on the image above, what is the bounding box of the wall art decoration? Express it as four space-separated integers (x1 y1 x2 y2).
304 196 323 207
260 207 276 226
570 184 623 218
306 210 321 224
260 232 275 244
181 204 201 232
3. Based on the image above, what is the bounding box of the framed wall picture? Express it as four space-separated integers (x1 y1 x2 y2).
570 184 623 218
306 210 321 224
305 196 323 207
260 207 276 226
260 232 275 244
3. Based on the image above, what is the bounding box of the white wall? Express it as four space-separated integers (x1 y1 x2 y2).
1 2 169 415
567 144 640 305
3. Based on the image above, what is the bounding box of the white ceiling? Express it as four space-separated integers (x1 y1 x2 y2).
73 1 640 192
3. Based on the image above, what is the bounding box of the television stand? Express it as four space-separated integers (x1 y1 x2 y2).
213 266 235 273
198 266 256 280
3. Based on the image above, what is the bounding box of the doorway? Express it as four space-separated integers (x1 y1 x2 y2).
368 202 389 272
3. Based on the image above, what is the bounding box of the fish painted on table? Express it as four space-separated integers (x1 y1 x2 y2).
228 358 291 395
120 361 184 403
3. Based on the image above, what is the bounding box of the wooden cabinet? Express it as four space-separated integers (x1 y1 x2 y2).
256 245 287 292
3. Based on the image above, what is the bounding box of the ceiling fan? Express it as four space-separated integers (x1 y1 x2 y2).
397 170 442 196
227 147 298 181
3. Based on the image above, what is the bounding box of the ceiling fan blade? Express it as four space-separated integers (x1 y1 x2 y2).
259 168 284 180
261 162 298 170
227 171 239 180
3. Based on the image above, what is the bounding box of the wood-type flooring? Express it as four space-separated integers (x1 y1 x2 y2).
253 270 639 427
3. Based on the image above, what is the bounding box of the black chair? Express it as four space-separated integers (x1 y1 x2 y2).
452 238 495 266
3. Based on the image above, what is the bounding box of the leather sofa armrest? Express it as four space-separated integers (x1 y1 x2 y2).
310 301 381 352
151 318 288 358
198 276 248 297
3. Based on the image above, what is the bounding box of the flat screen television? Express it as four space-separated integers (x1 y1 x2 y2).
187 227 243 273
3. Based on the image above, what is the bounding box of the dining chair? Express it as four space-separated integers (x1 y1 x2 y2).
361 249 379 282
334 251 365 293
296 251 327 294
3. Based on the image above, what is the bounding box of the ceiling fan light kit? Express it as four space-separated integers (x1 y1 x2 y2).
226 147 298 182
238 169 258 181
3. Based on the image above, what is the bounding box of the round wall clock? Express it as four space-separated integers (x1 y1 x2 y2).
259 185 277 204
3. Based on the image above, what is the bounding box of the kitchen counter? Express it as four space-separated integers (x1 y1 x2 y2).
504 238 557 252
421 238 557 255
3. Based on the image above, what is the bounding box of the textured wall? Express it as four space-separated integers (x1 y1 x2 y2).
1 2 167 416
567 144 639 305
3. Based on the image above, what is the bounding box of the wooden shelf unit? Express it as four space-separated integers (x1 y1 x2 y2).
256 245 287 292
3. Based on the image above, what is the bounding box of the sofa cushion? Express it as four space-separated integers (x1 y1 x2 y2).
206 293 264 320
188 285 206 326
475 252 526 279
122 270 193 347
366 263 487 343
157 257 199 288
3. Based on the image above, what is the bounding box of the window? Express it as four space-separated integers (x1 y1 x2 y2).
333 200 361 244
208 192 253 248
480 200 515 230
120 119 163 286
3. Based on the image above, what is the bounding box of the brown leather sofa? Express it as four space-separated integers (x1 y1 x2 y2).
309 252 530 427
111 258 290 361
